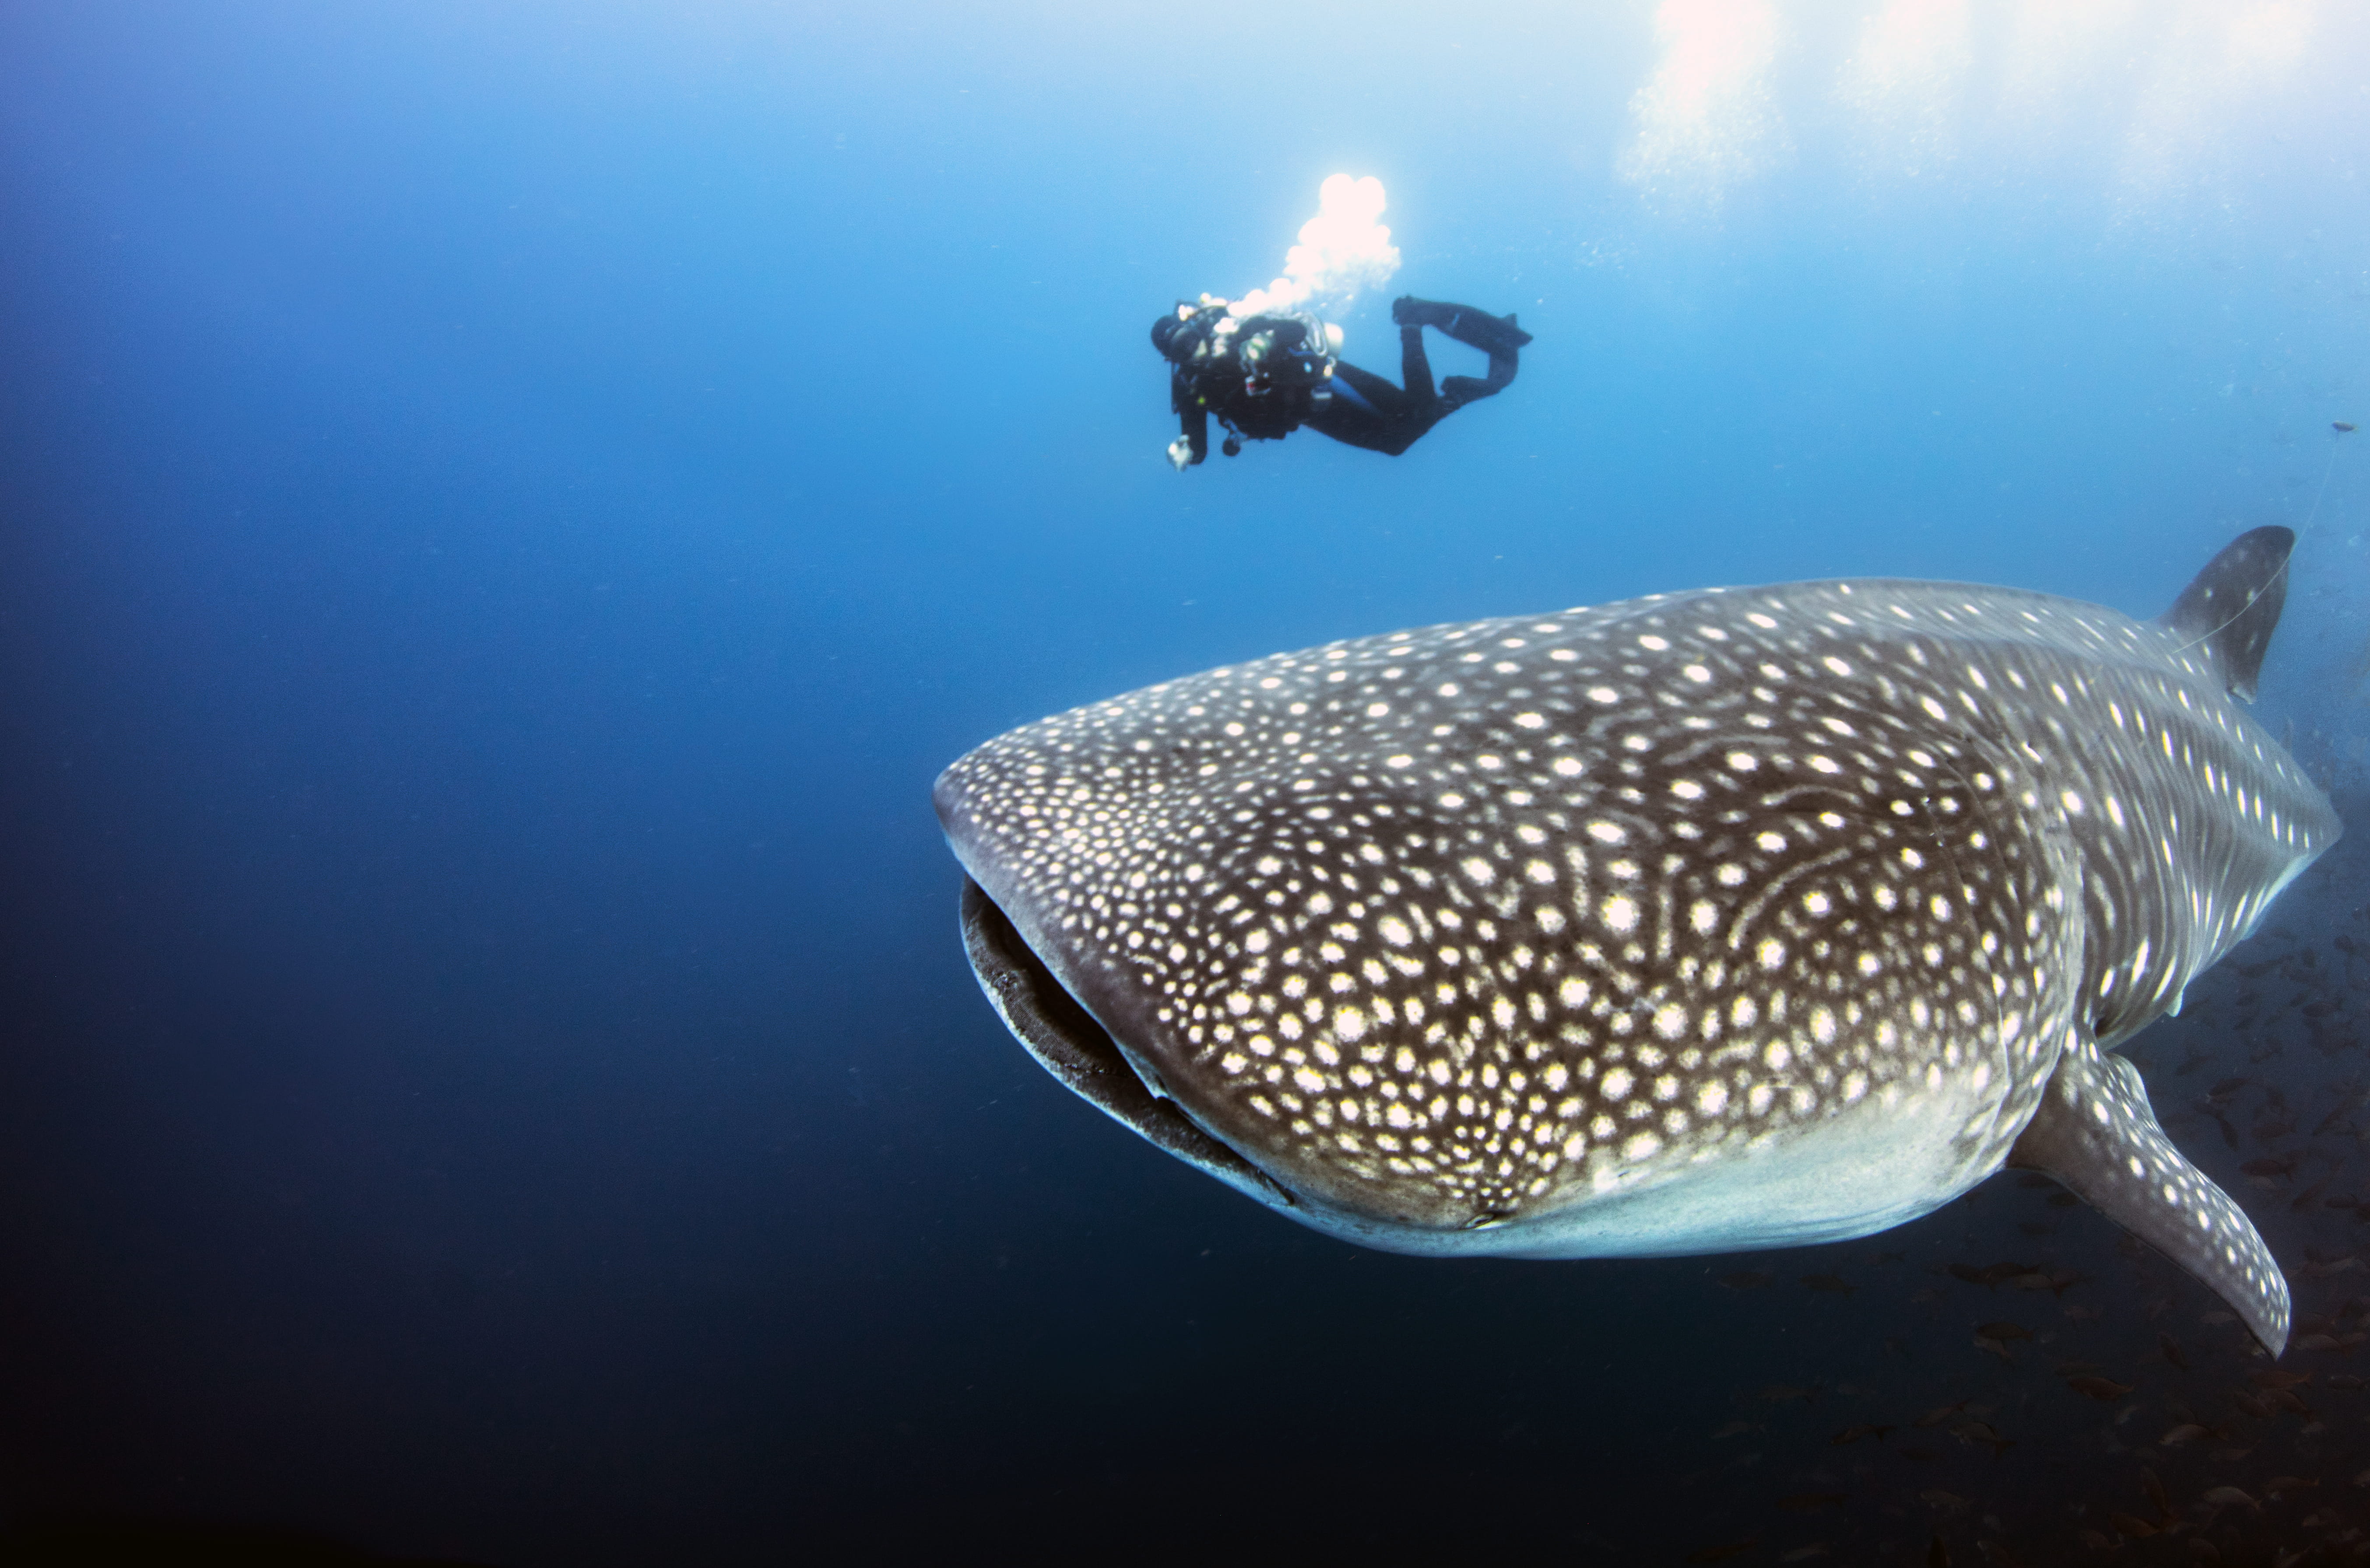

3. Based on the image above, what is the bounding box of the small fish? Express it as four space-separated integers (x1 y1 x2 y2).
1760 1384 1815 1403
2232 1390 2272 1419
1973 1334 2014 1362
2159 1423 2212 1446
1775 1492 1847 1513
1950 1419 2012 1455
2337 421 2359 433
1687 1541 1759 1564
1801 1273 1855 1296
1949 1261 2037 1290
2328 1372 2365 1390
1710 1420 1756 1439
1778 1549 1831 1565
2201 1485 2261 1513
2264 1475 2319 1499
2250 1368 2312 1389
2108 1513 2158 1540
1914 1401 1969 1428
2065 1374 2134 1400
2201 1309 2238 1326
2295 1330 2366 1351
2141 1466 2171 1519
1977 1321 2033 1342
1919 1489 1968 1511
2063 1303 2101 1322
1830 1423 1894 1445
2159 1333 2189 1370
1720 1270 1773 1290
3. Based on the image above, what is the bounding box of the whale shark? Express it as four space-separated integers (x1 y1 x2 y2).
935 528 2339 1353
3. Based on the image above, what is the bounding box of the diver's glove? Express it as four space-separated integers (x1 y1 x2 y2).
1166 436 1198 472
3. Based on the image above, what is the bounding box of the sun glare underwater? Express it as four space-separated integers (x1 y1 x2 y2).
5 2 2370 1564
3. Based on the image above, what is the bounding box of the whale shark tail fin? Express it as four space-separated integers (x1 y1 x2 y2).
2156 525 2295 702
2010 1032 2289 1356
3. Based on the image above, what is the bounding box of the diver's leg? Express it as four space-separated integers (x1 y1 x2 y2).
1391 298 1526 412
1398 325 1440 411
1307 359 1438 456
1440 344 1517 410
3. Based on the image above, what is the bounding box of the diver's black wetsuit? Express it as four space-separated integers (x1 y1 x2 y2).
1154 296 1530 466
1314 301 1525 455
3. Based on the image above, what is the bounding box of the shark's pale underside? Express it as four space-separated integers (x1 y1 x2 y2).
935 528 2339 1353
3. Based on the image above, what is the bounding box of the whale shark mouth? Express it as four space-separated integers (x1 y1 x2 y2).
958 877 1293 1211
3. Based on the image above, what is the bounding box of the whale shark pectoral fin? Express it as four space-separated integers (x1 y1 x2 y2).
2009 1034 2290 1356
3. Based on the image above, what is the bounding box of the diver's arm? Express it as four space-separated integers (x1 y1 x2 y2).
1169 390 1208 470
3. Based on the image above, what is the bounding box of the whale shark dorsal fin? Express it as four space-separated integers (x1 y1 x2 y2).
2009 1033 2289 1355
2156 525 2295 701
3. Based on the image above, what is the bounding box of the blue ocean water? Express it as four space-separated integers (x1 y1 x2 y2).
4 4 2368 1562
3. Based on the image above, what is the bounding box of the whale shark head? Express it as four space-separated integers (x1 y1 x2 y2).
935 529 2339 1352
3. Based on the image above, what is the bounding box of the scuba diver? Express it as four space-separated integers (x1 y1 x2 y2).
1150 294 1532 469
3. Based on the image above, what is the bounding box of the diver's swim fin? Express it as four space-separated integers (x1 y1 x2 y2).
1391 296 1533 356
1441 308 1532 357
1440 375 1498 409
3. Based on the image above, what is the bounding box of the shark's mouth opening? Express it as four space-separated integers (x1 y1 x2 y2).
957 878 1293 1209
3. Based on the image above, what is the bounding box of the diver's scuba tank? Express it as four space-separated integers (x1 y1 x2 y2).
1236 310 1338 398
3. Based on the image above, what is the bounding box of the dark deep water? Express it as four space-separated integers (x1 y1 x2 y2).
4 4 2370 1563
